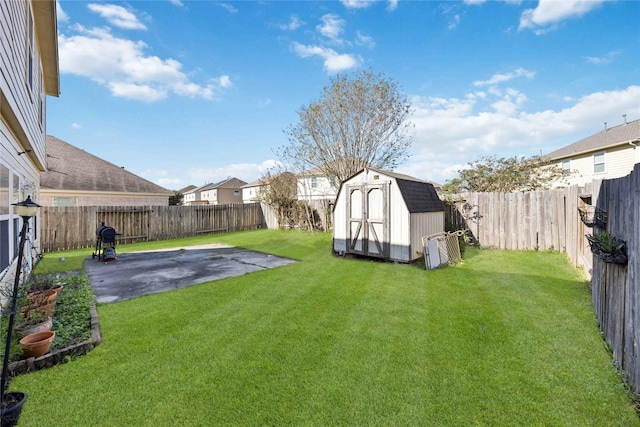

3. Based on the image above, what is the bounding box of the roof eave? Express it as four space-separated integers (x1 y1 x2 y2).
546 139 640 161
32 0 60 96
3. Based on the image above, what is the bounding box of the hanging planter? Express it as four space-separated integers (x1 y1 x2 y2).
578 206 608 229
586 233 628 265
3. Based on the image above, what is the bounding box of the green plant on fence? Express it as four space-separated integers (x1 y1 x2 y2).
586 232 628 265
586 233 624 253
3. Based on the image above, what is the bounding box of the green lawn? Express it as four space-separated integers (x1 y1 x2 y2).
10 230 639 426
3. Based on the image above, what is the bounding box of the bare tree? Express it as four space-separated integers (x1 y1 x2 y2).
281 69 414 185
260 171 297 226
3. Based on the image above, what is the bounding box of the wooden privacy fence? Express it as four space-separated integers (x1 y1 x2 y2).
445 163 640 394
591 165 639 394
39 203 266 252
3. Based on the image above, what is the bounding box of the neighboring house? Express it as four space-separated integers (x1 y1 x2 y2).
297 165 340 202
177 185 197 194
1 1 59 282
241 178 267 204
184 177 247 206
40 136 173 206
544 119 640 186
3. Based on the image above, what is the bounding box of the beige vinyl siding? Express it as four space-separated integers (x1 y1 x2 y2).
0 0 47 170
39 190 170 207
557 145 638 186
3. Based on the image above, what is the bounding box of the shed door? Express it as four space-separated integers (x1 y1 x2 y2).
346 184 388 258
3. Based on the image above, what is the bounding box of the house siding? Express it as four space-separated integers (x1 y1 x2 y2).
556 145 639 186
39 191 169 207
297 176 338 201
1 0 58 289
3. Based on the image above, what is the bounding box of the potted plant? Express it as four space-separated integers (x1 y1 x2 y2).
586 232 628 265
14 314 53 339
19 331 55 359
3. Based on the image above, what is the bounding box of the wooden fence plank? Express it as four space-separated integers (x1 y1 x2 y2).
39 203 264 252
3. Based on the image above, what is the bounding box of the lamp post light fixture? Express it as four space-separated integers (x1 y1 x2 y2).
1 196 41 417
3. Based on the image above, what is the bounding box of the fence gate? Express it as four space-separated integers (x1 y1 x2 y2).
346 184 389 258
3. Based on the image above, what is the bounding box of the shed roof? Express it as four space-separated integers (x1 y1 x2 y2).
338 167 443 213
545 119 640 160
41 136 172 195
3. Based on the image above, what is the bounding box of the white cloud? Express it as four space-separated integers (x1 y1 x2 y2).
519 0 608 32
317 14 346 43
404 85 640 184
341 0 376 9
58 26 230 102
187 160 279 185
217 3 238 13
448 14 461 30
355 31 375 49
56 3 69 23
387 0 399 12
473 68 535 87
169 0 184 6
280 15 305 31
71 123 82 129
218 75 233 88
585 50 621 65
87 4 147 30
291 42 360 74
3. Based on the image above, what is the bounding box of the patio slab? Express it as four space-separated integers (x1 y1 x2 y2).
84 243 297 303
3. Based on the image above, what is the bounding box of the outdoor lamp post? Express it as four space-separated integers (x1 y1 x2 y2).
1 196 40 419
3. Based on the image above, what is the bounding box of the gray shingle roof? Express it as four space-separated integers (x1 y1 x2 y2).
395 178 444 213
545 119 640 160
186 177 248 194
337 167 443 213
41 136 172 195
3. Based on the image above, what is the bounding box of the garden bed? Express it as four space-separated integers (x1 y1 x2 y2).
6 304 101 377
1 272 100 379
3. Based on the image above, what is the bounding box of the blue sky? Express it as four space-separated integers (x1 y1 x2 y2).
48 0 640 190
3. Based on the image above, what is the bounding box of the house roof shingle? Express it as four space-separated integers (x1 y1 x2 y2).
41 136 172 195
545 119 640 160
337 167 443 214
185 177 248 194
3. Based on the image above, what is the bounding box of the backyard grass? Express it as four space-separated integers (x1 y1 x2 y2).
9 229 640 426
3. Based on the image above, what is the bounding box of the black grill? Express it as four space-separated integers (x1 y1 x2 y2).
92 222 120 262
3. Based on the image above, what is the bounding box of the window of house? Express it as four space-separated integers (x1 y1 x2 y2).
234 190 240 195
593 152 605 174
561 159 570 171
311 176 317 188
53 197 77 207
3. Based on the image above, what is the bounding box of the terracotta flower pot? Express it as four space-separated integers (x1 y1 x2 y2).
33 300 57 318
26 289 57 305
19 331 55 358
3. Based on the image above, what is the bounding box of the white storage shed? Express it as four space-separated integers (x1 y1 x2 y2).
333 168 444 262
